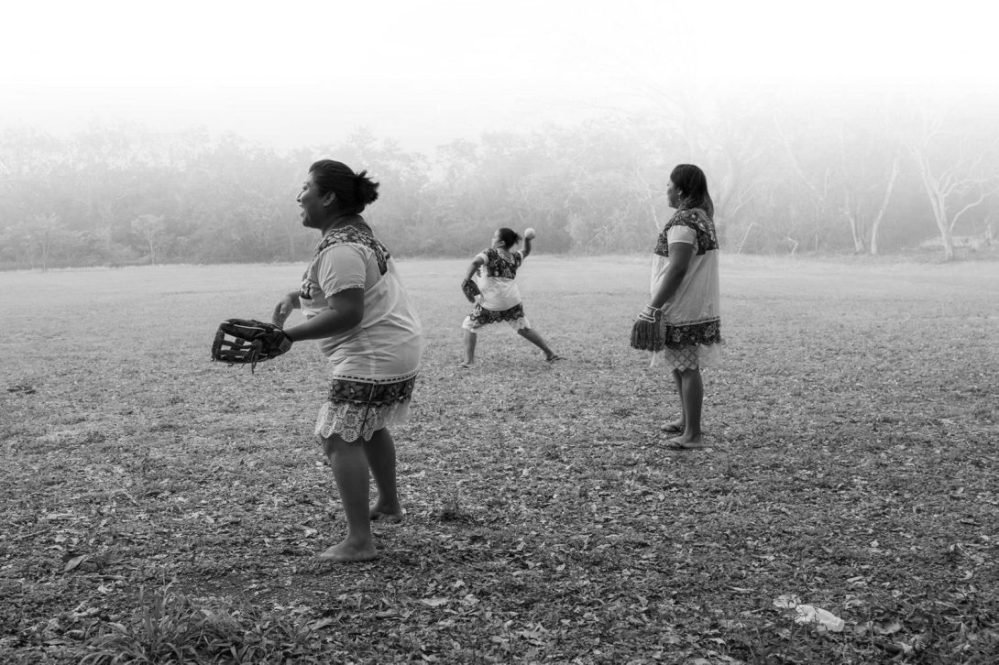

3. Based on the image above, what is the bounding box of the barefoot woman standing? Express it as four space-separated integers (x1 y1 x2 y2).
633 164 721 450
273 159 423 561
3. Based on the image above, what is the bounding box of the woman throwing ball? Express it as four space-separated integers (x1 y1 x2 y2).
460 227 560 367
272 159 423 562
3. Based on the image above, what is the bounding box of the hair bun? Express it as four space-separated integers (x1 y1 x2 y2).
354 170 380 205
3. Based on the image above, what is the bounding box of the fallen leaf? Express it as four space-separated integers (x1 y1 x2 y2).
420 597 449 608
64 555 88 573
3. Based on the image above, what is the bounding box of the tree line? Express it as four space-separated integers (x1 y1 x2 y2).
1 93 996 270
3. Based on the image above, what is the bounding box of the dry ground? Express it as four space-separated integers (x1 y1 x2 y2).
1 255 997 664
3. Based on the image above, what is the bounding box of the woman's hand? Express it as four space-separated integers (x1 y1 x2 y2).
272 292 300 327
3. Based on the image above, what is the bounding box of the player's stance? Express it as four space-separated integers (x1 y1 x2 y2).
273 159 423 562
631 164 721 450
459 227 560 367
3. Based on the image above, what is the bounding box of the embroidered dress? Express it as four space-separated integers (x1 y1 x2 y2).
299 221 423 442
462 247 531 331
649 208 722 370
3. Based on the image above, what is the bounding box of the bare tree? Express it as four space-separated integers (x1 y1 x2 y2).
26 214 60 271
131 214 165 265
908 113 996 260
772 112 835 252
840 151 901 256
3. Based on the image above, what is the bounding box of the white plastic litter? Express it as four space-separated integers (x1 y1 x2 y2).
773 594 845 632
794 605 845 632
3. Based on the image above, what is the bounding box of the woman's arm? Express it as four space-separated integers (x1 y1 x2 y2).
521 237 533 259
465 256 485 281
649 243 694 309
283 288 364 342
272 291 302 327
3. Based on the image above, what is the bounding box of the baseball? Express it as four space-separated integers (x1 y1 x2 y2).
524 227 536 239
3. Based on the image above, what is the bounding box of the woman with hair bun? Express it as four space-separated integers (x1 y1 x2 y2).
459 226 560 367
631 163 722 450
272 159 423 562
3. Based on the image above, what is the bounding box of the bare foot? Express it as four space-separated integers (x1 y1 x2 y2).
317 540 377 562
370 504 404 523
459 361 475 368
666 435 710 451
660 419 684 434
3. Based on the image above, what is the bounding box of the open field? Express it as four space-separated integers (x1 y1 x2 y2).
2 255 998 664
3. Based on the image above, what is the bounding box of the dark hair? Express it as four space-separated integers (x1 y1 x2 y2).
670 164 714 218
496 227 521 249
309 159 380 214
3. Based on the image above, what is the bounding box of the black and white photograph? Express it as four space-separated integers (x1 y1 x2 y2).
2 0 997 662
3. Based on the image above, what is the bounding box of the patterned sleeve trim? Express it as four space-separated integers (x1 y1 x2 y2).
314 221 391 275
654 208 720 257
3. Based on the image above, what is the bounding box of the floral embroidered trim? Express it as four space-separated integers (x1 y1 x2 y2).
315 375 417 443
315 221 390 275
469 303 526 327
326 375 416 407
300 221 391 301
662 318 722 348
482 248 522 279
654 208 720 257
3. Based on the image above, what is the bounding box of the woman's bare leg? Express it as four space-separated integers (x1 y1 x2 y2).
319 435 377 562
662 369 685 433
461 329 477 366
669 368 705 447
517 328 559 360
365 428 403 522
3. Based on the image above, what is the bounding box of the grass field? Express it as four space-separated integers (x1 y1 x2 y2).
2 255 998 664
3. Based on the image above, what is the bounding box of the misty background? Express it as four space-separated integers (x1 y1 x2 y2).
2 0 997 269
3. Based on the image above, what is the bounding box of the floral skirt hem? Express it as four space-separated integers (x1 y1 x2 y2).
315 399 413 443
462 303 530 331
314 374 417 443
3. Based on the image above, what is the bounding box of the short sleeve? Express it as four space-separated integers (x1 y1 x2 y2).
317 244 368 297
666 225 697 246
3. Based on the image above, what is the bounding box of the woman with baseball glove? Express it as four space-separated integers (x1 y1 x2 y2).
272 159 423 562
460 227 560 367
631 164 721 450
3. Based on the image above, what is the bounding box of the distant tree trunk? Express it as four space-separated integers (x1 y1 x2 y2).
31 214 60 271
843 190 866 254
735 223 757 254
131 214 165 265
868 156 899 256
912 150 956 260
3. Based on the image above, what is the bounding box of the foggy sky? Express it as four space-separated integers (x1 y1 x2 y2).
2 0 996 153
